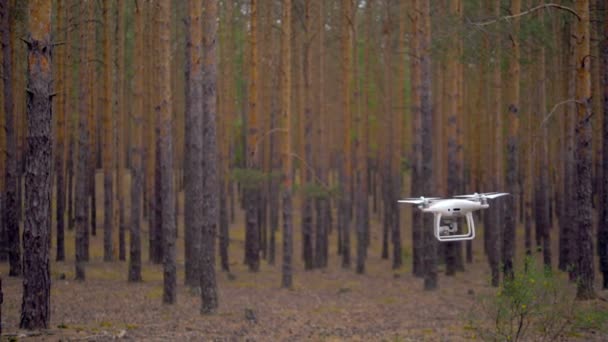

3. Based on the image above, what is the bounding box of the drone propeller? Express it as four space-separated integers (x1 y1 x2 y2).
454 192 509 200
398 196 441 205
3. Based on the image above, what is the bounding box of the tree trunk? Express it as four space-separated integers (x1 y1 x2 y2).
75 0 91 282
503 0 520 281
419 0 437 290
302 0 315 271
573 0 595 300
157 0 177 305
20 0 53 329
1 0 20 277
340 0 354 270
409 0 424 278
200 0 220 313
116 0 126 262
245 0 261 273
128 0 144 283
535 11 551 270
54 0 66 262
487 0 502 287
445 0 463 277
184 0 204 288
600 0 608 289
102 0 114 262
281 0 293 289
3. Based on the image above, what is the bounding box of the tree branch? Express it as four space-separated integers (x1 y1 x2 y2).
472 3 580 27
540 99 583 127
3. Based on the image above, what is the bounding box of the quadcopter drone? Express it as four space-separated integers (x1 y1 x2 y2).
398 192 509 242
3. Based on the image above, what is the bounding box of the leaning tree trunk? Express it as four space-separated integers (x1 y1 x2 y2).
20 0 53 330
573 0 595 300
200 0 220 314
1 0 20 277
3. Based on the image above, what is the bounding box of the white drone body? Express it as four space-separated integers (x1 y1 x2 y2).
398 192 509 242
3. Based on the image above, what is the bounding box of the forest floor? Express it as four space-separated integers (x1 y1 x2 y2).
2 186 608 341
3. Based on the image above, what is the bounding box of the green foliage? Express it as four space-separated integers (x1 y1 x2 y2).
231 168 279 190
471 259 577 341
571 305 608 334
298 182 340 200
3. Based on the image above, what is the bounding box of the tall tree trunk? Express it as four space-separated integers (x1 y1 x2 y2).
128 0 144 283
200 0 219 313
54 0 66 262
409 0 424 277
445 0 463 277
1 0 20 276
116 0 126 261
281 0 293 289
302 0 315 271
184 0 204 288
503 0 521 281
20 0 52 330
419 0 437 290
102 0 114 262
340 0 353 269
535 8 551 270
600 0 608 289
559 20 576 273
487 0 503 287
158 0 177 305
573 0 595 300
75 0 92 282
245 0 261 272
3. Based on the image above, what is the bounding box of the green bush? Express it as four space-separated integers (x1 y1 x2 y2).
471 260 577 341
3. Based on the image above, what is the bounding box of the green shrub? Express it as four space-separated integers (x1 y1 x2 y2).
471 259 577 341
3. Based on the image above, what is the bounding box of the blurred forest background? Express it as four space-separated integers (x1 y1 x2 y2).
1 0 608 340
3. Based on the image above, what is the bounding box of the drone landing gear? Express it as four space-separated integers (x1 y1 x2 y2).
433 212 475 242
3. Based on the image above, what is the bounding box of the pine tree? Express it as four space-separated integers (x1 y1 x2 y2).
20 0 53 330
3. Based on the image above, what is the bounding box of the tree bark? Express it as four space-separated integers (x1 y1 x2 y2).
157 0 177 305
245 0 261 273
340 0 354 269
200 0 219 314
302 0 315 271
54 0 66 262
128 0 144 283
600 0 608 289
20 0 53 329
281 0 293 289
445 0 463 277
102 0 114 262
573 0 595 300
184 0 204 288
409 0 424 278
419 0 437 290
75 0 91 282
116 0 126 262
503 0 521 281
1 0 21 277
